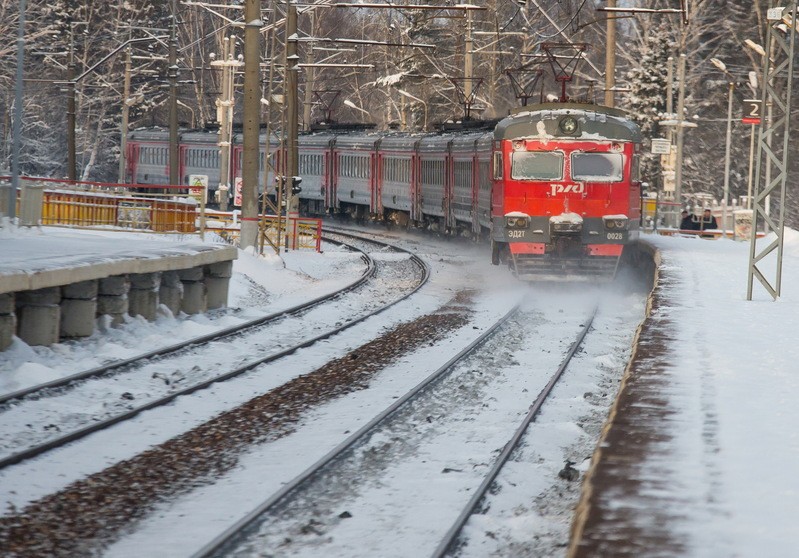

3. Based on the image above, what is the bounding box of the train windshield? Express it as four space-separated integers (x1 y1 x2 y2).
571 153 623 182
511 151 563 180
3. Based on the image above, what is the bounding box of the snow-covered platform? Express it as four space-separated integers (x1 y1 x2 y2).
569 233 799 557
0 227 237 349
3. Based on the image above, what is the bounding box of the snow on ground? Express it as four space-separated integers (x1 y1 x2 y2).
3 224 799 556
630 230 799 557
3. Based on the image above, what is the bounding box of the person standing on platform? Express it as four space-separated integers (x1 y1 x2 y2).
699 208 718 230
680 210 697 231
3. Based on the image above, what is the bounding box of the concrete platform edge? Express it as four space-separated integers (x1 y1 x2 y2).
0 246 238 295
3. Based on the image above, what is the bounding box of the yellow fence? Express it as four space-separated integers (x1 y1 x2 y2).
36 190 196 233
203 210 322 252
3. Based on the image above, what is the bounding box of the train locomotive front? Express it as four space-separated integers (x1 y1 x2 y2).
490 103 643 281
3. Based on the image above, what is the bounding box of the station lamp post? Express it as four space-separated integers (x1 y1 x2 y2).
711 57 735 233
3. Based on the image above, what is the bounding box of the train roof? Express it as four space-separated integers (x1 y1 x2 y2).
494 102 643 143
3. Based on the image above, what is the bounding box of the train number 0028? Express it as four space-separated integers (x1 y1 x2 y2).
606 232 624 240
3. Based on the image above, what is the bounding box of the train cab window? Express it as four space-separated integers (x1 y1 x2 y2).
571 153 623 182
511 151 563 180
493 152 503 179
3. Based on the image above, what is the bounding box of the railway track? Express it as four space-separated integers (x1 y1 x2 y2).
0 232 430 470
190 302 597 558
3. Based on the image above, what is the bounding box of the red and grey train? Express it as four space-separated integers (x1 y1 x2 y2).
127 102 643 280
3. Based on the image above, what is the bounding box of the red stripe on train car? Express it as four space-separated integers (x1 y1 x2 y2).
509 243 545 255
586 244 624 256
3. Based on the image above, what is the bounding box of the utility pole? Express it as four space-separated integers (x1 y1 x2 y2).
67 23 77 181
465 0 474 103
118 47 132 183
604 0 616 107
286 1 299 250
168 0 179 187
303 10 315 129
674 53 686 207
9 0 26 220
240 0 261 249
212 37 236 212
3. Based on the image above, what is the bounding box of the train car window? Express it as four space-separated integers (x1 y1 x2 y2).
571 153 623 182
631 154 640 182
511 151 563 180
479 161 490 190
493 152 503 179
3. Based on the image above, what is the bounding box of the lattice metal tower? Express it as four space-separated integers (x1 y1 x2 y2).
747 3 798 300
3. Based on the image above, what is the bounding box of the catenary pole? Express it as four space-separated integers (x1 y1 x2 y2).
168 0 180 187
604 0 616 107
674 53 686 207
67 23 76 181
118 47 132 183
286 1 299 250
240 0 262 249
9 0 26 220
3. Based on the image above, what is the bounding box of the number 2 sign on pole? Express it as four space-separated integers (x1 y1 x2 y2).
742 99 762 125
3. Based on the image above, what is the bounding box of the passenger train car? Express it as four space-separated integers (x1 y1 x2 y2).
126 101 643 280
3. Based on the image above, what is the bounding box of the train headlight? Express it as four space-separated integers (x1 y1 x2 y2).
505 216 529 229
559 116 578 135
603 216 629 230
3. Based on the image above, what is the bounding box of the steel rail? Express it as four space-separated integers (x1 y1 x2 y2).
430 306 598 558
0 234 430 471
0 236 370 407
190 302 522 558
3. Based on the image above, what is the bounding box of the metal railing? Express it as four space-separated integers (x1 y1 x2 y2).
2 176 197 233
204 209 322 252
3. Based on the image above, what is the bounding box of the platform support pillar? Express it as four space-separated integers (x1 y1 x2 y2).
159 271 182 317
179 267 207 315
128 272 161 321
60 280 98 338
205 261 232 310
17 287 61 346
0 293 16 350
97 276 130 327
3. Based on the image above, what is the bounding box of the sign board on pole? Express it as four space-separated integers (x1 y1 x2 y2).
767 7 784 21
188 174 208 203
651 138 671 155
742 99 762 125
733 209 753 241
234 176 243 207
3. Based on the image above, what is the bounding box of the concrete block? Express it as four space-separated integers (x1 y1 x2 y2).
17 305 60 346
159 285 182 316
0 293 14 315
128 288 159 321
178 267 205 282
99 276 129 297
62 280 99 300
204 276 230 310
129 272 161 290
161 271 181 288
207 260 233 278
60 298 97 338
17 287 61 307
0 314 16 351
181 281 207 315
159 271 182 315
97 294 128 326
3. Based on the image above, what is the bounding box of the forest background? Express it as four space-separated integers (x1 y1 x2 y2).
0 0 785 222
